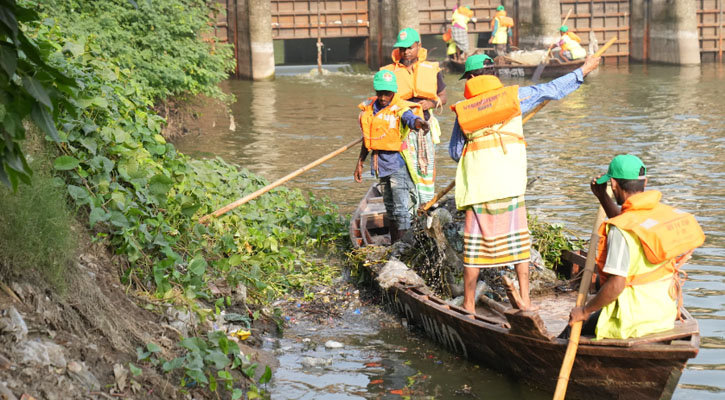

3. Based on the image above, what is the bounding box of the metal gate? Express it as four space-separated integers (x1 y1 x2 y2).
417 0 500 35
560 0 630 64
698 0 724 62
270 0 369 39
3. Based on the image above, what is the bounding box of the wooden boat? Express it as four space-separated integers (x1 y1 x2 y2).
350 184 700 400
443 55 585 79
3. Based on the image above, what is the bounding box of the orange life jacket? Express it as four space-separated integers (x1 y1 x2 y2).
451 76 521 135
358 95 423 151
381 48 440 102
491 11 514 29
565 31 582 43
595 190 706 287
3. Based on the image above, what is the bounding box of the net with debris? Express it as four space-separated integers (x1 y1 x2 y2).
356 196 582 308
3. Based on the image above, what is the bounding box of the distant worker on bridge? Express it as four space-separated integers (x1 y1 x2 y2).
489 5 514 56
353 70 430 243
381 28 448 208
449 54 602 312
550 25 587 62
564 155 705 339
447 5 477 62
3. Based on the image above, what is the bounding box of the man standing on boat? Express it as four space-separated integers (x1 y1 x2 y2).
381 28 448 206
565 155 704 339
448 5 477 62
489 5 513 56
449 53 601 312
549 25 587 62
353 70 430 243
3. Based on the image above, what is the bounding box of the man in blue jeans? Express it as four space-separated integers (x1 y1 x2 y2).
354 70 429 243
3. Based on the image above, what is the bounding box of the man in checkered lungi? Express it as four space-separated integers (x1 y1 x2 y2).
449 54 602 312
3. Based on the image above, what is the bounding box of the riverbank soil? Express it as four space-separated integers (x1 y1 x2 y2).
0 233 184 399
0 226 371 399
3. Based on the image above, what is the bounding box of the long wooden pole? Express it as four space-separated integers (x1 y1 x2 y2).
552 204 607 400
199 137 363 224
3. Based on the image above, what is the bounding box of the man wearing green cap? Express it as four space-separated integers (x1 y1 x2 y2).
354 70 430 243
449 53 601 312
563 154 705 339
550 25 586 62
489 5 513 56
381 27 448 206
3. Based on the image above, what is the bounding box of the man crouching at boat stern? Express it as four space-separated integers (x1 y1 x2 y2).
354 70 429 243
449 54 601 312
564 155 705 339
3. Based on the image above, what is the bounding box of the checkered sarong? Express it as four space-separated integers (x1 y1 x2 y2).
451 26 469 51
463 195 531 268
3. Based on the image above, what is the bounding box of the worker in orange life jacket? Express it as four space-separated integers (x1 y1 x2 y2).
381 28 448 206
353 70 429 243
564 154 705 340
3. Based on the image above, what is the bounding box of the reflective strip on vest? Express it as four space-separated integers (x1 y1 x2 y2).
454 115 526 208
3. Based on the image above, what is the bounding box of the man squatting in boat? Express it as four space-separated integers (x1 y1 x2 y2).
549 25 587 62
353 70 430 243
448 53 601 312
563 154 704 339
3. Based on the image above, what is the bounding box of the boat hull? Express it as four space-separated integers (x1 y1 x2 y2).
382 283 697 400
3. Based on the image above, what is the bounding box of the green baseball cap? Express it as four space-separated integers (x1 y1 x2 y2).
596 154 647 184
496 5 505 11
373 70 397 92
393 28 421 48
460 54 494 79
560 25 569 33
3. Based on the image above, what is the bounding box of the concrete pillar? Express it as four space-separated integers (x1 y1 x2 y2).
396 0 419 32
368 0 398 69
516 0 562 49
630 0 647 62
248 0 275 80
632 0 701 65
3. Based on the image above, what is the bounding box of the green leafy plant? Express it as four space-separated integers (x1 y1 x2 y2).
155 331 268 398
0 0 81 188
528 214 585 269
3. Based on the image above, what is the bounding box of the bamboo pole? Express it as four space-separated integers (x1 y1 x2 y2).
199 137 363 224
552 205 607 400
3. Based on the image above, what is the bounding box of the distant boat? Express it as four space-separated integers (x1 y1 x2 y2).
350 183 700 400
443 52 585 79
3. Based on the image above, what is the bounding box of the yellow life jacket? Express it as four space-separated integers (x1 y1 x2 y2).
561 32 587 59
358 95 423 151
593 190 705 338
490 11 513 44
381 48 440 102
451 76 526 207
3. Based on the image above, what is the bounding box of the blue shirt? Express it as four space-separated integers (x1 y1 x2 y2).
448 69 585 162
371 100 422 177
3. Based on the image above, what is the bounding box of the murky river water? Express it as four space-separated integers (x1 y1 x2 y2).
176 64 725 399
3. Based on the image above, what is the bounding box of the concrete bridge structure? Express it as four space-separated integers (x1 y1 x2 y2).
208 0 723 80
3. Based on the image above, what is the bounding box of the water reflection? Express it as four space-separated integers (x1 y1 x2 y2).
175 63 725 399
